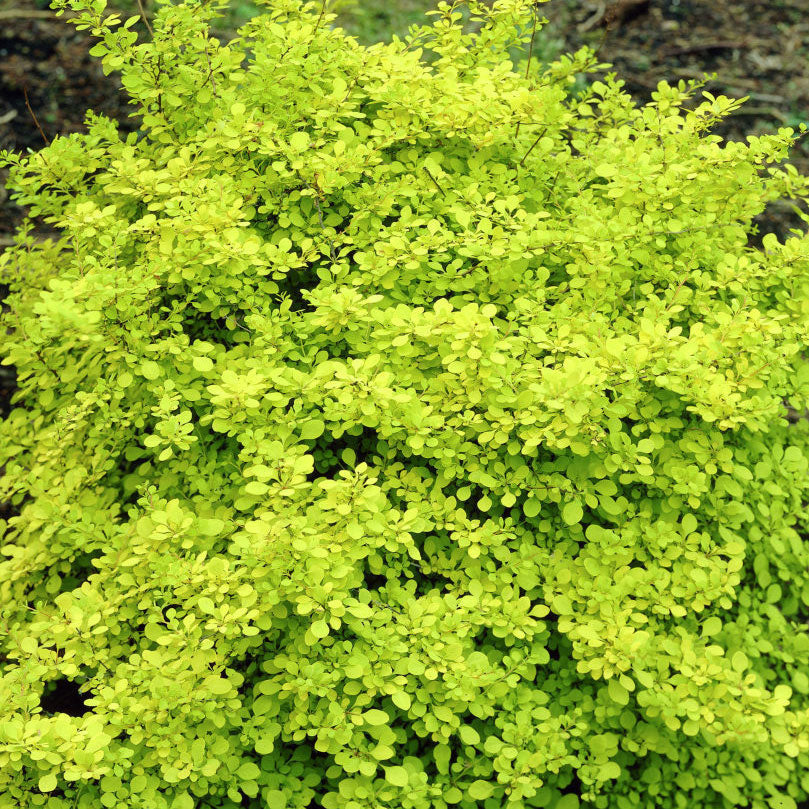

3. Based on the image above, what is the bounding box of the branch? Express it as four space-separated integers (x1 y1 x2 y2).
136 0 153 37
23 86 50 146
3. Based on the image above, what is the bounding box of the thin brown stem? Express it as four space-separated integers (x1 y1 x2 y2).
204 40 217 96
519 132 544 166
664 276 688 311
524 8 538 81
515 6 538 140
136 0 153 37
312 0 328 36
423 167 445 196
23 86 50 146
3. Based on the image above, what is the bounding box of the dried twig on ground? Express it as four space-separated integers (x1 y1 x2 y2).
578 2 606 32
0 9 56 20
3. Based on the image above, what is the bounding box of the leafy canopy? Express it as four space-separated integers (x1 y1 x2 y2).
2 0 809 807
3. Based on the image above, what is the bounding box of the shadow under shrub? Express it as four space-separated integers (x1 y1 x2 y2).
2 0 809 807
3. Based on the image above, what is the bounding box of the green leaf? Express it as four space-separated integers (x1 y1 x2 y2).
562 500 583 525
391 690 412 710
363 709 389 726
598 761 621 780
434 744 451 774
607 678 629 706
300 419 325 440
171 793 194 809
38 773 58 792
594 163 618 178
523 498 541 518
289 131 309 151
197 597 216 614
467 780 494 800
236 762 261 781
263 790 287 809
204 676 232 695
384 766 409 787
141 360 161 380
371 743 395 760
458 725 480 746
731 651 749 672
255 736 275 755
768 796 797 809
193 356 214 372
198 517 225 536
793 670 809 694
552 594 572 615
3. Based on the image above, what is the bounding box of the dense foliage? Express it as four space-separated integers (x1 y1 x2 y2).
3 0 809 807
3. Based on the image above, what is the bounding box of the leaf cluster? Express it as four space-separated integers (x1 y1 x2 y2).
2 0 809 807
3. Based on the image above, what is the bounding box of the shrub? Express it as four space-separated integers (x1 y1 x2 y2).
2 0 809 807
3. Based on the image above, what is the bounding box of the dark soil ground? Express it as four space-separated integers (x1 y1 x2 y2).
0 0 808 415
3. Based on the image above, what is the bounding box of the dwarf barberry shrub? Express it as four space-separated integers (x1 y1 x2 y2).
3 0 809 807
